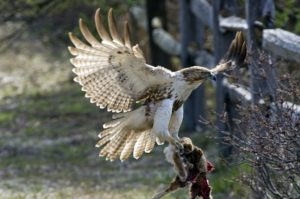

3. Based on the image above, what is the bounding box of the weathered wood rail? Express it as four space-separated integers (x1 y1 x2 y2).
130 0 300 134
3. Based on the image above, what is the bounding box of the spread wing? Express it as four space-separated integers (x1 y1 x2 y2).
68 8 173 113
210 31 247 73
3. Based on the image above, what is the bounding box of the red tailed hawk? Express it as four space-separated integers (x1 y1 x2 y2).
68 8 246 161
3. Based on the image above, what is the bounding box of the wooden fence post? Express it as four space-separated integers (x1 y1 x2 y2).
192 14 207 131
179 0 206 131
246 0 262 104
145 0 170 67
246 0 277 103
212 0 236 158
261 0 277 101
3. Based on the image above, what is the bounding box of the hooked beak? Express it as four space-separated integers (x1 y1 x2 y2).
209 72 217 81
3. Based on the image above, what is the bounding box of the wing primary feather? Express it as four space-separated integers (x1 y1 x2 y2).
69 32 83 48
68 46 105 57
69 8 170 113
237 32 244 49
235 32 242 58
226 40 236 61
95 8 113 44
79 18 102 47
68 46 78 56
124 21 132 50
69 32 102 53
238 42 247 64
69 32 90 49
108 8 124 45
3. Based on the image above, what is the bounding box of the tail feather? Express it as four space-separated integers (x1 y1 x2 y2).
98 120 127 138
133 131 147 159
95 134 111 147
108 129 128 159
120 131 137 161
144 131 156 153
97 106 156 161
98 128 112 138
98 123 122 138
107 132 128 161
99 143 110 157
102 118 123 129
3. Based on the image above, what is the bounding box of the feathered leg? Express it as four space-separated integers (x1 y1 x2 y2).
168 105 183 140
151 99 178 145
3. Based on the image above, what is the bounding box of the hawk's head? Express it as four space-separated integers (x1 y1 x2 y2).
181 66 217 84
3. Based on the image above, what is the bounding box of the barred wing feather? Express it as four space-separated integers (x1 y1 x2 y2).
68 8 173 112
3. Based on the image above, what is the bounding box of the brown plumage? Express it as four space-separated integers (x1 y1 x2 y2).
68 8 247 161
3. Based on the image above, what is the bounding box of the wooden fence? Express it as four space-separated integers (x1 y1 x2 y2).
130 0 300 140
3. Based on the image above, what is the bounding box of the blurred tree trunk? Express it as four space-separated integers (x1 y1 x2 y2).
145 0 170 67
179 0 206 132
213 0 236 158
